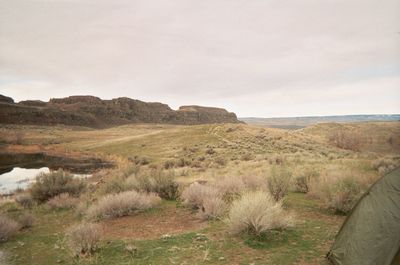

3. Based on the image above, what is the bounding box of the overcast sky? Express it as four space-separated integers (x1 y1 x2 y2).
0 0 399 117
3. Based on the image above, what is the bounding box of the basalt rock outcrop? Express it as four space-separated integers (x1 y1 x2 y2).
0 95 240 128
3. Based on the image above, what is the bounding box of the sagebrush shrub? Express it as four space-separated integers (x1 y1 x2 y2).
198 196 227 220
325 177 363 214
67 223 102 256
30 170 86 203
15 193 34 208
86 191 161 220
47 193 79 209
0 215 19 241
372 158 399 175
127 170 180 200
292 168 319 193
226 191 293 235
267 166 292 201
181 182 220 209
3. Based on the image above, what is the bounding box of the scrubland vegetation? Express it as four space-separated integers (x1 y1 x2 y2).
0 121 399 264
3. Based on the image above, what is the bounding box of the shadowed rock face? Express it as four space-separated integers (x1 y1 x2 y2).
0 95 240 128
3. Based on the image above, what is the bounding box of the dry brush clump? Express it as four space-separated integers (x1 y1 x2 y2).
267 166 292 201
181 183 226 220
181 182 220 209
47 193 79 209
226 191 294 235
86 190 161 220
292 167 320 193
15 193 34 208
372 158 400 175
127 170 180 200
66 223 102 256
0 215 19 241
30 169 86 203
309 172 368 214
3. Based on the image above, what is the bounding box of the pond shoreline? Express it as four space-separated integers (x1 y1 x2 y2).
0 150 114 175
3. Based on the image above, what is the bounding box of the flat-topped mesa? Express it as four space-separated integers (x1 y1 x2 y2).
50 95 103 105
179 105 231 114
0 94 241 127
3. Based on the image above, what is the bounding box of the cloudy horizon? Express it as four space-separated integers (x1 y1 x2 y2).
0 0 399 118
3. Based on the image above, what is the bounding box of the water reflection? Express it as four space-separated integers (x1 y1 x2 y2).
0 167 91 194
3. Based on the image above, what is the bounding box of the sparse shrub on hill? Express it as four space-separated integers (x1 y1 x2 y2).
15 193 34 208
67 223 102 256
206 148 215 155
0 215 19 241
86 190 161 220
329 130 361 151
267 166 292 201
292 168 319 193
226 191 293 235
47 193 79 209
163 159 176 169
268 155 285 165
214 156 227 166
30 170 86 203
240 153 254 161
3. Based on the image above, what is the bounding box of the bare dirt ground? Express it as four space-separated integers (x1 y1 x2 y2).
101 203 207 240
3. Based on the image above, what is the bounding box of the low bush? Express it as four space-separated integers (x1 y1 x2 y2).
19 213 34 229
127 170 180 200
267 166 292 201
86 191 161 220
30 170 86 203
47 193 79 209
181 182 220 209
0 215 19 241
213 176 245 201
198 196 227 220
322 176 363 214
214 157 227 166
292 168 319 193
67 223 102 256
226 191 293 235
163 160 176 169
15 193 34 208
372 158 399 175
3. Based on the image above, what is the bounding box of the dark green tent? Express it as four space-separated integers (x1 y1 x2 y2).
327 167 400 265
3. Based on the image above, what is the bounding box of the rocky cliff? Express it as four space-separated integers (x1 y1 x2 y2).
0 95 240 127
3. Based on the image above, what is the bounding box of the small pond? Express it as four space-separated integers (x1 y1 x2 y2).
0 167 91 194
0 152 113 194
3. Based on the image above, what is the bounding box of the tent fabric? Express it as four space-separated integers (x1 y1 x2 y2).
327 167 400 265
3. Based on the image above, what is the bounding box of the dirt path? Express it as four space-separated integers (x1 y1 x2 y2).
83 129 165 149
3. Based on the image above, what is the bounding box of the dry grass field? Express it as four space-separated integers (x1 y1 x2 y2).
0 121 399 264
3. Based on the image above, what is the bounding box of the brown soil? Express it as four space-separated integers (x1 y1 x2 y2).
101 204 207 240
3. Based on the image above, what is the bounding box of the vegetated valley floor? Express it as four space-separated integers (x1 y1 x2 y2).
0 121 399 264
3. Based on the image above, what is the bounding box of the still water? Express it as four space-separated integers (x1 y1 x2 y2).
0 167 91 194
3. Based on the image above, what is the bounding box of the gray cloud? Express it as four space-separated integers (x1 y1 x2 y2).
0 0 399 117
